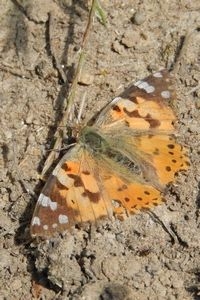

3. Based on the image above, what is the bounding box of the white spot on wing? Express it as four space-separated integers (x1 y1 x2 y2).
58 214 69 224
145 85 155 93
153 72 163 78
134 80 143 87
32 216 41 226
136 81 155 93
38 194 57 211
43 225 48 230
161 90 171 99
38 194 49 207
52 223 58 228
50 201 57 211
137 81 149 89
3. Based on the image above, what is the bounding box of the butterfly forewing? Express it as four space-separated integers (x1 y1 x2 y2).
95 69 176 133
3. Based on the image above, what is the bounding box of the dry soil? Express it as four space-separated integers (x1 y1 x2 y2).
0 1 200 299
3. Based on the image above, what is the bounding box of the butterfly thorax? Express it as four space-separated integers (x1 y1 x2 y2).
79 125 142 177
79 126 109 154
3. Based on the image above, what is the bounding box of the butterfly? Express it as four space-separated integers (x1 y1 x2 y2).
30 69 190 237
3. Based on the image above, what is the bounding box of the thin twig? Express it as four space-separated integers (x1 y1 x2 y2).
63 0 97 122
77 91 87 123
61 0 97 121
0 63 32 79
41 0 98 178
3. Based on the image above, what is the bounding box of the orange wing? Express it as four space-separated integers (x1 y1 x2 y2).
95 69 176 133
107 134 189 189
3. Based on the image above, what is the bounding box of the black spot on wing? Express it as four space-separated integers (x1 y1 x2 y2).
61 163 71 172
167 144 175 149
112 105 121 112
82 190 100 203
123 109 160 128
82 170 90 175
146 115 161 128
68 174 83 187
123 108 141 118
165 166 171 172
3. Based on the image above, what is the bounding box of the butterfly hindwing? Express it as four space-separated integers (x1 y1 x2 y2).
31 146 114 237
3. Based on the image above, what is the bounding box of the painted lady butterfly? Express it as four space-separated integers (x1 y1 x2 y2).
30 69 189 237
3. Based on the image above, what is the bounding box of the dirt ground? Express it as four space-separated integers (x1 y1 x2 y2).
0 1 200 299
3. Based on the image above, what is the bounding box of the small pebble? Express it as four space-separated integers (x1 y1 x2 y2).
195 98 200 109
131 11 146 25
102 257 119 279
112 40 124 54
121 30 140 48
124 258 141 277
78 72 94 85
12 278 22 290
3 130 12 139
172 277 184 289
0 249 12 269
25 112 34 124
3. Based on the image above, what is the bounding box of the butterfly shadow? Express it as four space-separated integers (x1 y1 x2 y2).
196 181 200 208
14 177 66 293
14 0 88 244
13 0 88 293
